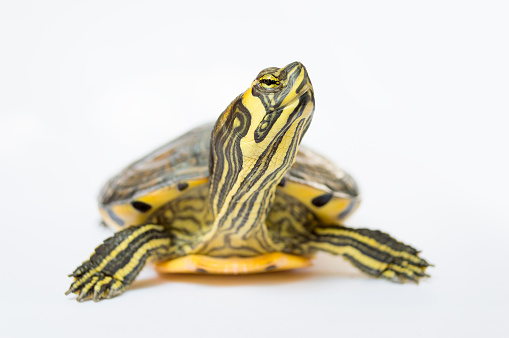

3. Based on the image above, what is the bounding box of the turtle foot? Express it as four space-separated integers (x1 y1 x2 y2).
66 263 126 302
311 226 432 283
377 254 431 284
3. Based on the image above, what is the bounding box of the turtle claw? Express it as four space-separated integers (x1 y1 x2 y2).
66 264 127 302
378 255 431 284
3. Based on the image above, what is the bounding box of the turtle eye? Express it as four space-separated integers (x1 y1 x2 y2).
259 74 280 89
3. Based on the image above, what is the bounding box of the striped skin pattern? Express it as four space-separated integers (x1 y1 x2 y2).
67 62 430 302
148 184 212 257
66 224 170 302
198 62 314 256
268 192 429 282
310 227 429 282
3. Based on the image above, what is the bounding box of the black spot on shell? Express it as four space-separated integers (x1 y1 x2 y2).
278 178 286 187
265 265 277 271
177 182 189 191
311 193 333 207
131 201 152 213
196 268 208 273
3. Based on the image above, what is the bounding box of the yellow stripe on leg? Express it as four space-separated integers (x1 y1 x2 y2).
314 227 423 264
311 227 429 282
113 238 171 281
71 224 165 290
312 241 390 272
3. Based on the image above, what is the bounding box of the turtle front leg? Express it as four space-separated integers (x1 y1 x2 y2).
66 224 171 302
308 225 430 283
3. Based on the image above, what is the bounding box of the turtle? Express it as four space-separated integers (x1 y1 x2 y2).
66 61 430 302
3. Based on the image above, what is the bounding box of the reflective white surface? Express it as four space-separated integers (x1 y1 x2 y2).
1 1 508 337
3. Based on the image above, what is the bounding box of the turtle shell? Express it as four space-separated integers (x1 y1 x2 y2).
99 123 360 230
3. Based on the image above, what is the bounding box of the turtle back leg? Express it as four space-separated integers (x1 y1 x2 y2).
308 225 430 282
66 224 171 302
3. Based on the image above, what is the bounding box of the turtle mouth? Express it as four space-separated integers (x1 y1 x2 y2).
286 85 314 118
271 81 313 116
286 84 312 105
267 87 314 141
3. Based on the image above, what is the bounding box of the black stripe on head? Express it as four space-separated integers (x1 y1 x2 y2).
251 65 304 144
254 111 282 143
251 66 301 107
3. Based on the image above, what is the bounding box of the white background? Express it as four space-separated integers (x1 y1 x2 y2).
1 1 508 337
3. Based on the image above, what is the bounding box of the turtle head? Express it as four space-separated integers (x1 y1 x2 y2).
246 61 315 147
210 61 314 168
209 62 314 219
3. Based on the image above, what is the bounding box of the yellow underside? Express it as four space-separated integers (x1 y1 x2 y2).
154 252 312 274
